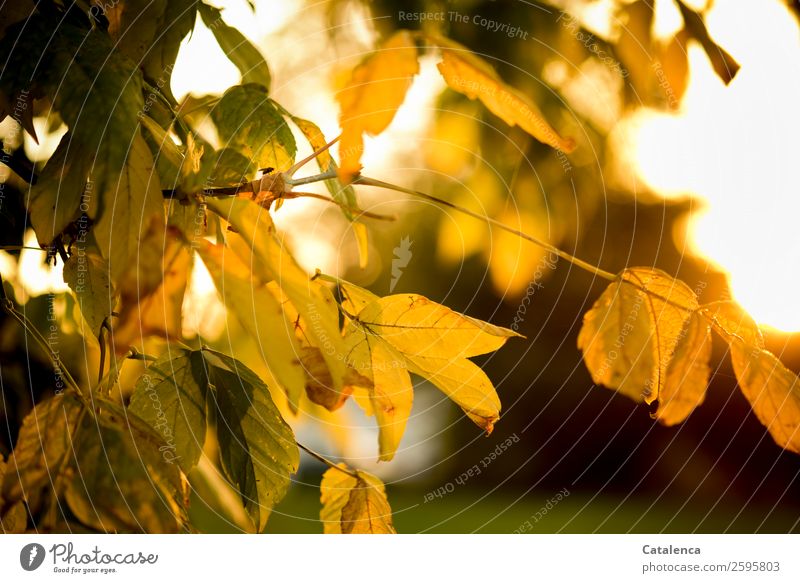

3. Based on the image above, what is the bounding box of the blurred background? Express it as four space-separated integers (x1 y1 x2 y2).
2 0 800 532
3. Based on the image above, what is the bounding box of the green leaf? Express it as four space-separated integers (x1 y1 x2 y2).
205 147 256 186
92 132 166 283
202 350 299 532
62 235 115 337
129 348 299 531
320 466 395 534
45 20 143 188
63 400 187 533
198 4 271 91
129 349 208 473
210 84 296 172
28 133 92 246
104 0 197 103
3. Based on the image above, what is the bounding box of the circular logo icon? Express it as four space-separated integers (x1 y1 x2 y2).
20 543 46 571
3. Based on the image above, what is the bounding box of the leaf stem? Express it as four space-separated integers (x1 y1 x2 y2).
284 168 337 187
353 175 618 282
296 441 359 478
274 191 395 221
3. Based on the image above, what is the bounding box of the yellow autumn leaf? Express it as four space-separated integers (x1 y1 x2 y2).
404 354 500 433
578 267 698 405
433 37 576 153
342 321 413 461
654 311 712 426
356 293 522 359
337 30 420 179
206 197 349 407
113 233 191 349
320 466 395 534
196 239 308 413
729 342 800 454
270 281 369 411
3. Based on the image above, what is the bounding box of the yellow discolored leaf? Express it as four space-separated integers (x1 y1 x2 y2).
320 466 395 534
730 343 800 454
113 232 192 350
196 240 308 413
654 312 712 425
624 268 698 402
342 323 413 461
405 354 500 434
337 30 420 179
206 197 350 407
357 293 522 359
578 275 655 402
434 38 575 153
1 393 84 504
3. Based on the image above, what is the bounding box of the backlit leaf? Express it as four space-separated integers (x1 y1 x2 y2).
701 300 764 348
211 84 296 172
62 237 114 337
342 323 413 461
28 133 92 246
337 282 518 451
129 349 207 473
578 274 656 402
195 240 307 412
320 466 395 534
198 4 271 90
654 312 712 425
206 197 349 407
93 133 166 285
356 293 522 359
405 355 500 434
64 400 187 533
203 350 299 532
1 394 83 504
113 233 192 349
434 37 576 153
729 343 800 454
337 30 420 179
1 501 27 533
129 348 299 531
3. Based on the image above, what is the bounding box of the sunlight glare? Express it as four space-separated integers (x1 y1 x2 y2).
619 0 800 332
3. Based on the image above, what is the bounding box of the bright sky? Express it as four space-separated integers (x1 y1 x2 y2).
619 0 800 332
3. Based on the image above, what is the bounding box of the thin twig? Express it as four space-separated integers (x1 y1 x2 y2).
296 442 359 478
353 175 618 282
285 136 340 177
276 191 395 221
